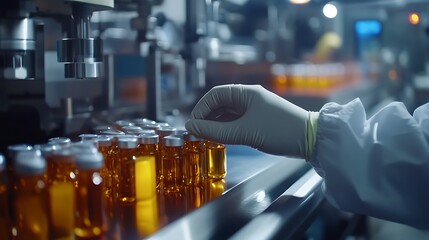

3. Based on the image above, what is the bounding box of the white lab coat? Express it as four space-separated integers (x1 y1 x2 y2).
309 98 429 229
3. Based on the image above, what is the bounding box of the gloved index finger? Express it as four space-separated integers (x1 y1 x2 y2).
191 84 248 120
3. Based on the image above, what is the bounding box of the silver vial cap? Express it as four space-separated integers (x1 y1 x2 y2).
132 118 156 125
185 133 202 142
99 130 125 136
92 125 112 134
97 136 112 147
79 134 98 141
15 150 46 176
115 120 134 128
48 137 71 147
138 134 159 145
75 151 104 170
122 126 144 135
174 129 188 136
7 144 33 160
141 123 161 131
33 144 60 158
118 137 138 149
163 136 184 147
157 127 177 138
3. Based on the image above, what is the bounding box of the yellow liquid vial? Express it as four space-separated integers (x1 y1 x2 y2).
205 141 227 179
13 150 49 240
136 134 158 199
136 197 160 237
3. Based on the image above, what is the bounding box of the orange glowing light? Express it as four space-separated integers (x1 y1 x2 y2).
409 13 420 25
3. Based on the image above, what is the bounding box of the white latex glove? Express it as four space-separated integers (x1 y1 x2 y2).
185 84 311 158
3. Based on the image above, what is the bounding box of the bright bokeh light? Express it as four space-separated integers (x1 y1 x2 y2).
323 3 338 19
409 13 420 25
290 0 311 4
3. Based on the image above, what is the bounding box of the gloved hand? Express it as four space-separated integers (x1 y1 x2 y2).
185 84 314 159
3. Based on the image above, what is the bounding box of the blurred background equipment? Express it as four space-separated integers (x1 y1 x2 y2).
1 0 429 239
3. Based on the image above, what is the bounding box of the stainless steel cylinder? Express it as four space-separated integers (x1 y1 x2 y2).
57 38 103 63
0 18 35 50
64 62 102 79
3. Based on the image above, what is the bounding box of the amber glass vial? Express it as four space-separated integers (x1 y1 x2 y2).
74 144 107 239
13 150 49 240
204 141 227 179
46 148 76 240
136 134 159 200
184 133 204 186
117 137 139 203
97 136 113 196
0 154 11 240
162 136 185 192
201 179 226 204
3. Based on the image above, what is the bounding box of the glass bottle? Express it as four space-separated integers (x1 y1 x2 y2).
0 154 11 240
201 178 226 204
13 150 49 240
204 141 227 179
117 137 139 203
136 134 159 200
162 136 184 192
73 144 107 239
184 133 204 186
96 136 118 240
46 147 76 240
6 144 33 237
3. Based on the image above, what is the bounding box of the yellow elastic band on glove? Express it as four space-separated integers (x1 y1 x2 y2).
306 111 319 161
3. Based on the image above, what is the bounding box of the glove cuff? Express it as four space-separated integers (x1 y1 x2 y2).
306 111 320 161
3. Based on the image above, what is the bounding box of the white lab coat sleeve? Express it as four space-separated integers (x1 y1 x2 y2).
309 98 429 229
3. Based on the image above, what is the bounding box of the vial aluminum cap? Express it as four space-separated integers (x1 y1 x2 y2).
122 126 144 135
132 118 156 125
163 136 184 147
100 130 125 136
14 150 46 175
174 129 188 136
140 129 156 134
75 151 104 169
72 142 98 154
115 120 134 127
156 122 170 127
48 137 71 147
92 125 112 133
138 134 159 144
118 137 138 149
185 133 202 142
97 136 112 147
33 144 59 158
141 123 161 131
7 144 33 160
157 127 177 137
0 154 5 171
79 134 98 141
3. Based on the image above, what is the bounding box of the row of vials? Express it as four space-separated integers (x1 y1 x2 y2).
0 118 227 240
